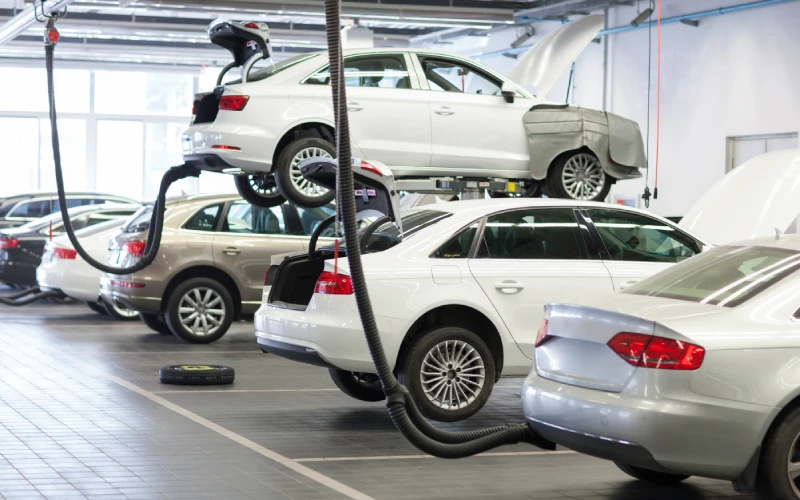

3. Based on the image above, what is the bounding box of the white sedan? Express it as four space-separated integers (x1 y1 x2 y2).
37 219 139 320
184 16 644 208
256 198 708 422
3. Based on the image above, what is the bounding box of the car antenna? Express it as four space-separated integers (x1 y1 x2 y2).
776 228 783 240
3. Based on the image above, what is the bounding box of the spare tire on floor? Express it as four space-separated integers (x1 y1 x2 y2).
159 365 235 386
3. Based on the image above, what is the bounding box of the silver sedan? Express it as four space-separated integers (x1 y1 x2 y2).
522 235 800 499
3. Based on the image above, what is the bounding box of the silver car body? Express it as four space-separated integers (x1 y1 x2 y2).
522 235 800 484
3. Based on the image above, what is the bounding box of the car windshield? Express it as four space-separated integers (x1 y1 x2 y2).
624 245 800 307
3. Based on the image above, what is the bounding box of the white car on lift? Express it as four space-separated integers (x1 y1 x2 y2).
184 16 645 208
37 219 139 321
256 149 800 423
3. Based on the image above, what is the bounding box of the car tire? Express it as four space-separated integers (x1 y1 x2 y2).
398 326 495 423
165 277 234 344
87 301 108 315
159 365 235 386
273 137 336 208
755 407 800 499
614 462 690 484
234 174 286 208
140 312 172 335
545 150 612 202
102 299 139 321
329 369 384 402
48 295 76 305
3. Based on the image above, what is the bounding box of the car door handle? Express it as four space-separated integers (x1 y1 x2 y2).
619 280 639 290
223 247 241 256
434 107 454 116
495 281 524 294
348 103 364 111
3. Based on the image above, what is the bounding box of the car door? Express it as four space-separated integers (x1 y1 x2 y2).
468 207 614 359
583 208 702 291
305 52 430 169
213 201 305 306
414 54 531 177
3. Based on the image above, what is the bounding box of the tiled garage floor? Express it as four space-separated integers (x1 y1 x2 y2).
0 302 754 500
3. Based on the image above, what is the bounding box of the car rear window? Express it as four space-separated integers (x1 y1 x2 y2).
122 205 154 233
624 245 800 307
229 54 319 84
363 210 451 253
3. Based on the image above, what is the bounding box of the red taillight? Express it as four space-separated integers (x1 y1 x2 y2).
607 332 705 371
243 21 259 29
211 145 241 151
123 240 146 257
192 102 196 115
360 160 384 177
264 266 272 286
110 280 146 289
0 238 19 249
314 271 353 295
535 320 551 347
53 248 77 260
219 95 249 111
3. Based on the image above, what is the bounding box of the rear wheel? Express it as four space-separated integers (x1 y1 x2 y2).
139 312 171 335
329 369 384 402
398 326 495 422
234 174 286 208
87 301 107 316
165 277 234 344
545 151 611 202
755 407 800 499
274 137 335 208
614 463 690 484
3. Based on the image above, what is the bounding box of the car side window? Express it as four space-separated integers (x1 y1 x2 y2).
11 200 51 218
306 54 411 89
221 201 286 235
432 223 479 258
184 204 222 232
50 215 91 236
476 208 588 260
587 209 698 263
419 57 501 96
294 204 336 235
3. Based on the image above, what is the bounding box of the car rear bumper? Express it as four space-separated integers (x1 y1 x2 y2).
521 370 775 480
254 294 409 373
0 259 37 288
182 122 276 174
99 275 162 314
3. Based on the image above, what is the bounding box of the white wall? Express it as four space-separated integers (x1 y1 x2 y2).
425 0 800 216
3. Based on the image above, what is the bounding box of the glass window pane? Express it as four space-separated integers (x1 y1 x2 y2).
39 119 87 192
145 122 193 199
96 120 144 200
0 118 39 196
222 202 286 235
307 54 410 89
0 68 89 113
420 58 501 96
588 209 698 263
478 208 587 260
94 71 193 115
295 205 336 235
11 200 51 218
184 204 222 232
433 223 478 258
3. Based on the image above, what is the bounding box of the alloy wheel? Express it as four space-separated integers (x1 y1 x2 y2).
249 174 280 197
420 339 485 411
290 147 332 197
561 153 606 200
789 431 800 496
177 287 226 337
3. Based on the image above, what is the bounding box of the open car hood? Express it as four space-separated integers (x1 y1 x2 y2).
507 14 603 97
680 149 800 245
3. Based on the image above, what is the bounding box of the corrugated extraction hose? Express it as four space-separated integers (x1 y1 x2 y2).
323 0 552 458
45 42 199 275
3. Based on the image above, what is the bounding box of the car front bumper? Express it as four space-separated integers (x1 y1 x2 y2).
522 370 776 481
99 274 162 314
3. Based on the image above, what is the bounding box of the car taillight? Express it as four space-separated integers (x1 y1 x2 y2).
360 160 384 177
123 240 146 257
264 266 271 286
0 238 19 249
607 332 705 370
535 320 551 347
53 248 77 259
314 271 353 295
219 95 249 111
243 21 259 29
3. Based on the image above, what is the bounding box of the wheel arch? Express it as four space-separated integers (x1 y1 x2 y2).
161 265 243 320
396 304 505 381
272 121 335 168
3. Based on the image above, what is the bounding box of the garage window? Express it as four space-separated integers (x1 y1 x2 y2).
476 208 588 260
305 54 411 89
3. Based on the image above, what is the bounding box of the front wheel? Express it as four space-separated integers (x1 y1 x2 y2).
164 277 234 344
614 463 689 484
546 151 611 202
234 174 286 208
755 408 800 499
398 326 495 422
273 137 335 208
329 369 384 402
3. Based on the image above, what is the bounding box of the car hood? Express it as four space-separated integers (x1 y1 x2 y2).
507 14 603 97
680 149 800 245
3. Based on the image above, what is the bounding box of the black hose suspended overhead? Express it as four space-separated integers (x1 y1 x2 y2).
45 39 199 275
322 0 552 458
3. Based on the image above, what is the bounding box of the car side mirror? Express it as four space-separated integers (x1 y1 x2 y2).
501 82 515 103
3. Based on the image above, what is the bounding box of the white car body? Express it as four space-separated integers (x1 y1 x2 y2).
37 219 126 303
255 198 709 376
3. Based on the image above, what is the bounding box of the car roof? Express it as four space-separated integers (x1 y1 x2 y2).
729 234 800 252
417 198 668 218
163 193 242 206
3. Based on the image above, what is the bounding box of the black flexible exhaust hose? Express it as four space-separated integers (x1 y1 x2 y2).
323 0 549 457
45 44 199 275
0 287 65 306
